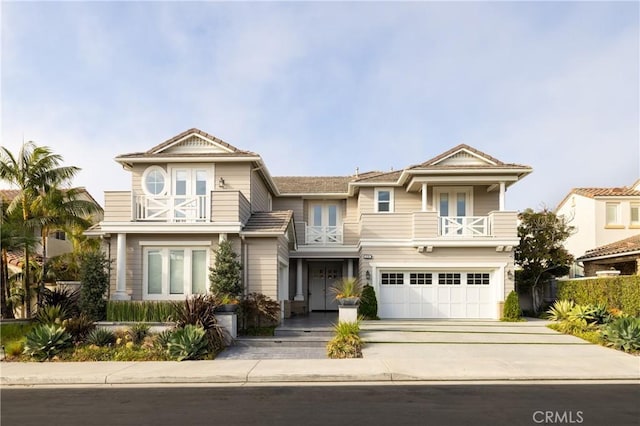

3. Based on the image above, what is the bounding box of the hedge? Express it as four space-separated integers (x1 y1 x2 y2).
106 301 182 322
556 276 640 317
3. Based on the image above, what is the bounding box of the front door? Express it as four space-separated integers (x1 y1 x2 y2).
309 263 342 311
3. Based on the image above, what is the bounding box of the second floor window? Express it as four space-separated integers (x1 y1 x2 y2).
605 203 620 226
375 188 394 213
143 166 167 196
631 204 640 227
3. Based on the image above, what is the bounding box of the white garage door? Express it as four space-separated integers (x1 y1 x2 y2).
378 271 496 319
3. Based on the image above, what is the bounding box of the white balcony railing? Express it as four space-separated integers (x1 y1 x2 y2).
305 225 343 245
135 194 209 222
439 216 490 237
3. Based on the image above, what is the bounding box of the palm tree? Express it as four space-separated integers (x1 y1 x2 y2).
0 142 80 317
0 197 38 318
29 186 100 300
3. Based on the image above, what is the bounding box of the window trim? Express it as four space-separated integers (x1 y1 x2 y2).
141 166 168 196
375 188 394 213
605 202 622 228
142 246 210 300
630 203 640 228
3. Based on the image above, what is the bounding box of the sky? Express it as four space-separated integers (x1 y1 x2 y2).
1 1 639 211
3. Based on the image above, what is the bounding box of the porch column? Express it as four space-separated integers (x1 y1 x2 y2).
347 259 354 278
421 183 428 212
294 259 304 301
499 182 506 211
112 233 130 300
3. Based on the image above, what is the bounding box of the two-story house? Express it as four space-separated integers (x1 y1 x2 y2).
90 128 531 319
555 181 640 276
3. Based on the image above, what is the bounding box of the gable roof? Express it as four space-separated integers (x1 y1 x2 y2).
273 176 354 194
408 144 529 170
116 128 258 161
242 210 294 233
577 234 640 261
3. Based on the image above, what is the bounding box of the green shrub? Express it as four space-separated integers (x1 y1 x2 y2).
601 317 640 353
5 340 25 358
557 276 640 317
106 301 180 322
0 323 34 345
34 304 69 325
127 323 150 345
61 315 96 343
239 292 280 330
209 240 243 298
358 285 378 320
173 295 227 353
546 300 575 321
39 287 80 318
24 324 72 361
86 328 116 347
587 303 612 325
327 320 362 359
502 291 521 321
167 324 208 361
79 252 110 321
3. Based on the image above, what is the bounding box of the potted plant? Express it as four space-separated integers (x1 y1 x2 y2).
331 277 363 323
209 240 243 312
331 277 363 306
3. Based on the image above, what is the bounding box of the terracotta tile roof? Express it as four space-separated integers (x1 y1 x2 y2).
571 187 640 198
242 210 294 233
5 250 43 268
577 234 640 261
116 128 258 159
0 189 20 202
273 176 354 194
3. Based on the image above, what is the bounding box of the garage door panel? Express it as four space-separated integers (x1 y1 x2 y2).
379 270 497 319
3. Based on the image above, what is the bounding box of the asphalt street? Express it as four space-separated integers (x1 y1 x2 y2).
2 383 638 426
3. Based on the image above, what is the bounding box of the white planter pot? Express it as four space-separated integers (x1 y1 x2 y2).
338 305 359 323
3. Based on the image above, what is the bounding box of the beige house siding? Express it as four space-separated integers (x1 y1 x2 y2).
358 188 375 214
245 238 278 300
251 170 271 212
104 191 132 222
473 186 499 216
360 213 413 240
211 191 249 223
394 188 421 212
489 211 518 238
412 211 439 239
272 197 304 221
215 163 251 200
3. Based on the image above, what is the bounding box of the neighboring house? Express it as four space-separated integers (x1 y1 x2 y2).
577 234 640 277
0 188 103 271
555 180 640 276
88 128 532 319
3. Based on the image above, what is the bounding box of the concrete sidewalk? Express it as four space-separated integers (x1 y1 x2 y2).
2 345 638 386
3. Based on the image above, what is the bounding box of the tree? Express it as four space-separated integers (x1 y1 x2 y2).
209 240 243 299
515 208 574 314
79 251 110 321
0 142 80 317
30 186 100 299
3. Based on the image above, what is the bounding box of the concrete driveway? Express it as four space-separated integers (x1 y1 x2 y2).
360 319 640 381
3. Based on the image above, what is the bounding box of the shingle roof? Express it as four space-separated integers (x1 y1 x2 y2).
242 210 294 233
572 187 640 198
353 170 403 183
577 234 640 261
273 176 354 194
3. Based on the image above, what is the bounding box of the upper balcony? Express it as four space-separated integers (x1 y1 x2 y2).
103 191 251 225
360 211 518 241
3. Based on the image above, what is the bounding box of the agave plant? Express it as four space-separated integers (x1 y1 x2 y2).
24 324 72 361
601 317 640 353
34 304 69 325
167 324 208 361
127 323 151 345
545 300 575 321
588 304 613 325
154 329 175 350
86 328 117 347
568 304 598 327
